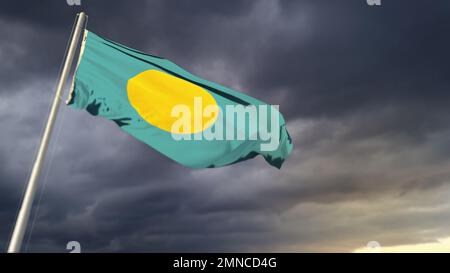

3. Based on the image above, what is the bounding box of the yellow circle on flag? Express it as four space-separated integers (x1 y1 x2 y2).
127 69 218 134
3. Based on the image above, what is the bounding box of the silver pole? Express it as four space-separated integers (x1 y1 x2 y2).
7 12 86 253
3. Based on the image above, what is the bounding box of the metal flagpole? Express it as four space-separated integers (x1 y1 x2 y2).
7 12 87 253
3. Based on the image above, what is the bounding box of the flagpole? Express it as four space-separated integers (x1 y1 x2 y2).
7 12 86 253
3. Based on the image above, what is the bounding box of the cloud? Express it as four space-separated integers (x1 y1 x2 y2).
354 237 450 253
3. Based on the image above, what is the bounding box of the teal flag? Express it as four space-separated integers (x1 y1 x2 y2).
67 30 293 168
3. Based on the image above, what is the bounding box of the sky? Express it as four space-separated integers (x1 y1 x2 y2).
1 0 450 253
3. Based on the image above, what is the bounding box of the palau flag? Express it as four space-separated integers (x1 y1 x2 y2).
67 30 293 169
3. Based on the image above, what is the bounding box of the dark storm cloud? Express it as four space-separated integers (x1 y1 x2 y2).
1 0 450 253
0 0 256 90
247 0 450 118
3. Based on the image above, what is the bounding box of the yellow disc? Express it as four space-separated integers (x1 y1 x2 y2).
127 69 218 134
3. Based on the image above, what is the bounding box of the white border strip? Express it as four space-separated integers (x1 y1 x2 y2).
65 29 89 105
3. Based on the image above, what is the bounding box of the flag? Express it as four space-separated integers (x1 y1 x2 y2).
67 30 293 169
